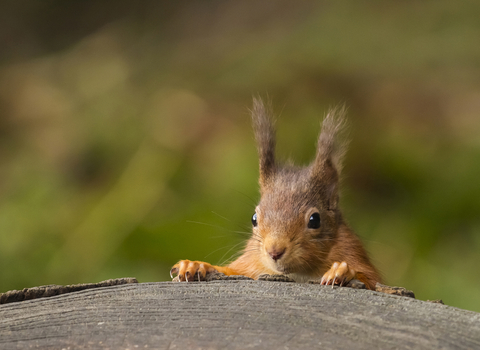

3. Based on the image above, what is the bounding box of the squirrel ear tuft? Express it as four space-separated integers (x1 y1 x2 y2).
251 97 276 188
312 105 348 209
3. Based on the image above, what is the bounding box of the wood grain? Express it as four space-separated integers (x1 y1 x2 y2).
1 281 479 349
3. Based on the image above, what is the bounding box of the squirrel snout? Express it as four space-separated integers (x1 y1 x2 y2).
267 247 286 262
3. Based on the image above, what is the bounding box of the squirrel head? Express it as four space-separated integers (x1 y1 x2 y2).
250 97 347 277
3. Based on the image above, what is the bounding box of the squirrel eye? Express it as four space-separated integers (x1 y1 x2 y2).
252 212 258 227
308 212 321 229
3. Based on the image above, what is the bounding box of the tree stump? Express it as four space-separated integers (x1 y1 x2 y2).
1 280 479 349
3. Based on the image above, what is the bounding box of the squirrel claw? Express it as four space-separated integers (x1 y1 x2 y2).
321 261 356 288
170 260 217 282
170 267 178 279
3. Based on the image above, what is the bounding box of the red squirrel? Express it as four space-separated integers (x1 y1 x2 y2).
170 98 381 290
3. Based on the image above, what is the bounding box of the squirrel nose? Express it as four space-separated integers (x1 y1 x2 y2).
268 247 286 262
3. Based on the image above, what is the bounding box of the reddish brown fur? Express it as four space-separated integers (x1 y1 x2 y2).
172 98 381 289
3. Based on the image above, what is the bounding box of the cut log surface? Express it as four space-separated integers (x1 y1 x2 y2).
0 278 138 304
1 280 479 350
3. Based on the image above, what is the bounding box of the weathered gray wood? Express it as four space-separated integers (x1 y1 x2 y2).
0 278 138 304
1 281 479 349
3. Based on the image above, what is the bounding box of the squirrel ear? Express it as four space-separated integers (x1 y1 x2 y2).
251 97 276 188
312 106 348 209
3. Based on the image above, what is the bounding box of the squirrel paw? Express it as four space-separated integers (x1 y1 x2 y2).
170 260 218 282
321 262 356 287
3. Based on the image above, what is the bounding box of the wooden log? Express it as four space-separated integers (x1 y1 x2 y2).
1 280 479 349
0 278 138 304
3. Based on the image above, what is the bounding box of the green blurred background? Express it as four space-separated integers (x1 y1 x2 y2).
1 1 479 312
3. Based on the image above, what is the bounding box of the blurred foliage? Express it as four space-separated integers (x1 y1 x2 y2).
1 0 480 312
